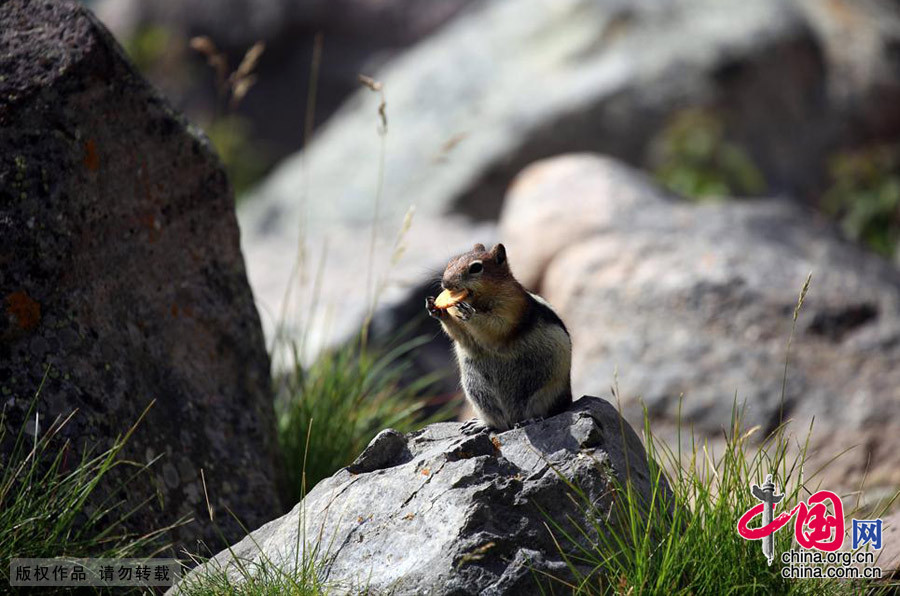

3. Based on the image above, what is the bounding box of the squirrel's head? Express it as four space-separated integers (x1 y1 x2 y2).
441 243 512 299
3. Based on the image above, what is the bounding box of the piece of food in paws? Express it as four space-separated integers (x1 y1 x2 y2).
434 288 470 309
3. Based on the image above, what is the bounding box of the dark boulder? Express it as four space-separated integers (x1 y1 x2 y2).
0 0 283 552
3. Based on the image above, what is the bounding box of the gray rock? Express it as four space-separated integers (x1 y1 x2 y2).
874 509 900 575
502 154 900 494
0 0 284 551
172 396 668 595
798 0 900 133
499 154 674 290
239 0 900 361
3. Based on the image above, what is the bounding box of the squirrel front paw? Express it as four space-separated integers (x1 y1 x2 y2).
453 301 475 321
460 418 489 435
425 296 444 319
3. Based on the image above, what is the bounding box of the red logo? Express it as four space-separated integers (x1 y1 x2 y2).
738 487 844 552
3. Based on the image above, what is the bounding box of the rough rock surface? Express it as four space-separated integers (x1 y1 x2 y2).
0 0 283 551
502 154 900 495
238 0 900 360
173 396 667 595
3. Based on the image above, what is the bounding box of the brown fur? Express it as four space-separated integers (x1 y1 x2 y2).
440 243 529 349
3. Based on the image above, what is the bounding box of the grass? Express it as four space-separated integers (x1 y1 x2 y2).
543 401 889 595
539 274 897 595
651 111 900 259
173 559 328 595
122 25 173 73
275 329 449 502
0 371 171 589
205 114 271 196
172 501 332 596
824 143 900 258
174 386 340 596
650 107 765 201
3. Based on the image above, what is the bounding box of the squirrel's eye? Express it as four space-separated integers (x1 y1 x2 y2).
468 262 484 274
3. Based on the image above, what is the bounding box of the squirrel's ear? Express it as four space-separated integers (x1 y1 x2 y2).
491 243 507 266
473 243 486 252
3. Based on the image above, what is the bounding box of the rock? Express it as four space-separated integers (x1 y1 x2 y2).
499 154 674 289
239 0 900 360
875 509 900 576
93 0 478 162
798 0 900 135
0 0 284 551
172 396 668 595
502 153 900 493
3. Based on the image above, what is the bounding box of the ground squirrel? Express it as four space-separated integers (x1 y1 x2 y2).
426 243 573 432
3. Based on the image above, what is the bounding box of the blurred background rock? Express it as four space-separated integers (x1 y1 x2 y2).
91 0 900 208
91 0 478 193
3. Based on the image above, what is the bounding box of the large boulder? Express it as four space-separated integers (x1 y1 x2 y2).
173 396 667 594
0 0 284 551
238 0 900 360
501 154 900 495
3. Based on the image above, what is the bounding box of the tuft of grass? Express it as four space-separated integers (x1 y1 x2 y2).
275 330 449 502
824 144 900 258
173 503 332 595
173 560 327 595
205 114 271 196
651 108 765 201
122 25 174 73
542 398 897 595
0 372 172 587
